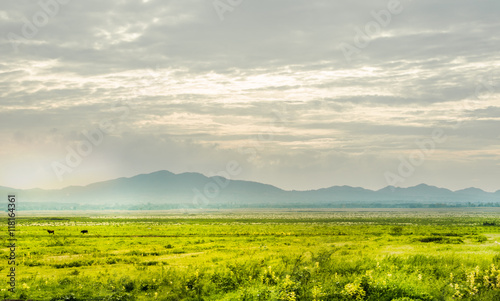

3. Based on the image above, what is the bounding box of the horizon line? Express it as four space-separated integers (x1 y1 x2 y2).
2 169 499 194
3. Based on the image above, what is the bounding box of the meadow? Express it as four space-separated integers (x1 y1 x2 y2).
2 208 500 300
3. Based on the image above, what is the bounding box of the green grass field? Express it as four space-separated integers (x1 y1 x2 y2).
3 209 500 300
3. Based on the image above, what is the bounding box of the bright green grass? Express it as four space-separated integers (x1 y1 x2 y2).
2 209 500 300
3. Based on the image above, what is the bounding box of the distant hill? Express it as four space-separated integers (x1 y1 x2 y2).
1 171 499 209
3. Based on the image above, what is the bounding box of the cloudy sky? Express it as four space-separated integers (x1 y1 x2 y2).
1 0 499 192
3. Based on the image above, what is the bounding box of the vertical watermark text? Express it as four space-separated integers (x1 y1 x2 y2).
7 195 17 293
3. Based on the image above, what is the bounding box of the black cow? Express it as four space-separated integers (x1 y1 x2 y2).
81 230 88 234
47 230 54 234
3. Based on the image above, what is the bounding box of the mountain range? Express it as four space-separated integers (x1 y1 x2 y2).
2 170 500 209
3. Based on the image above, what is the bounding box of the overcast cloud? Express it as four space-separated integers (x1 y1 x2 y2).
1 0 499 191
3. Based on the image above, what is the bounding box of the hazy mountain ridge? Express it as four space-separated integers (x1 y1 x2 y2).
1 171 500 209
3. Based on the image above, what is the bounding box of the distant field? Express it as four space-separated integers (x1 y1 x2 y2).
3 209 500 300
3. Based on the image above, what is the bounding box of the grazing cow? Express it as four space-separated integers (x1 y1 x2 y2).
81 230 88 234
47 230 54 234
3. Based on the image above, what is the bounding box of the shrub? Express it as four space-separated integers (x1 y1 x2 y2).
278 275 299 301
475 235 488 243
121 278 135 292
391 226 404 235
211 272 238 292
342 281 365 300
261 266 279 285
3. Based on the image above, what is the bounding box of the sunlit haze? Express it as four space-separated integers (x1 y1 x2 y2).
1 0 499 192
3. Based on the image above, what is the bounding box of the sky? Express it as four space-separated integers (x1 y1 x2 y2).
0 0 499 192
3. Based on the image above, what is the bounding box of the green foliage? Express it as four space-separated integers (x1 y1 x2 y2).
278 275 299 301
475 235 488 243
391 226 404 235
419 236 464 244
8 210 500 300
